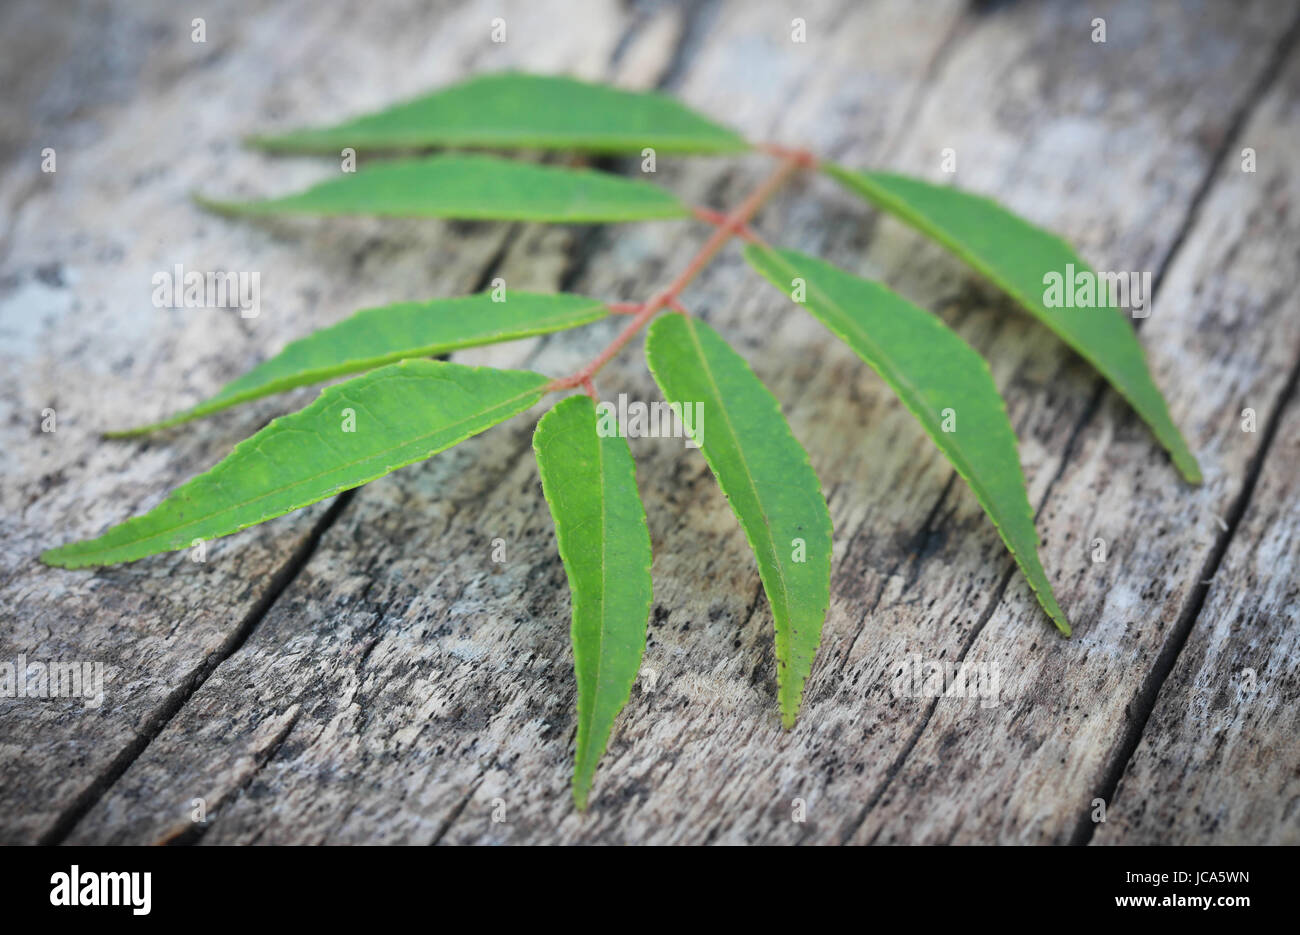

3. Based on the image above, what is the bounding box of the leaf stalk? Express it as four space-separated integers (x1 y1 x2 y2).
546 153 806 395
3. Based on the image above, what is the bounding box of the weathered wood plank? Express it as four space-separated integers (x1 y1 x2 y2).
7 0 1296 846
66 0 1296 846
0 0 637 843
1089 185 1300 842
1093 388 1300 846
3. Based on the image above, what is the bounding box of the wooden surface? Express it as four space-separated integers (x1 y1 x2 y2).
1 0 1297 845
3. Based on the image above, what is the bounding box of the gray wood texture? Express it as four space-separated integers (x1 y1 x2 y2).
1 0 1296 844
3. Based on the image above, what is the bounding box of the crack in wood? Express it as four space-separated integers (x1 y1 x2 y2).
37 489 357 844
1071 345 1300 846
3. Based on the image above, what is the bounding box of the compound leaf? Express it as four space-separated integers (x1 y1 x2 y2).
110 292 608 436
645 312 832 727
198 155 687 223
42 361 548 568
249 71 748 155
745 244 1069 636
822 166 1200 483
534 395 653 809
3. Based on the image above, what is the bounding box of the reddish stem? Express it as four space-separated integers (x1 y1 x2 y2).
692 207 758 242
757 142 819 168
547 152 805 394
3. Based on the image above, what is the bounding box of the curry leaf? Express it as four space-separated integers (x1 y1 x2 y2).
42 361 548 568
534 395 653 809
645 313 832 727
248 72 748 155
197 154 688 223
822 166 1200 483
109 292 608 436
745 245 1069 636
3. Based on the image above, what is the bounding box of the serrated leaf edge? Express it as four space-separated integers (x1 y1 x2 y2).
534 396 653 809
645 313 833 725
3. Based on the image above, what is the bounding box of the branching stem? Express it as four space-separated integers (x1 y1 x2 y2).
546 151 808 394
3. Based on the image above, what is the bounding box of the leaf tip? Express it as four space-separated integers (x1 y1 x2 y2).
192 192 247 217
571 778 591 812
243 132 280 151
778 686 804 730
1177 456 1203 486
38 546 71 569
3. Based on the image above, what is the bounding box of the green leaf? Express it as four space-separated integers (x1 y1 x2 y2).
249 72 748 155
42 361 548 568
822 166 1200 483
109 292 608 436
533 395 653 809
197 154 688 223
645 313 832 727
744 245 1069 636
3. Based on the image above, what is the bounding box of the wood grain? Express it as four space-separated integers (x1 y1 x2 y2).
1089 59 1300 839
1093 387 1300 846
